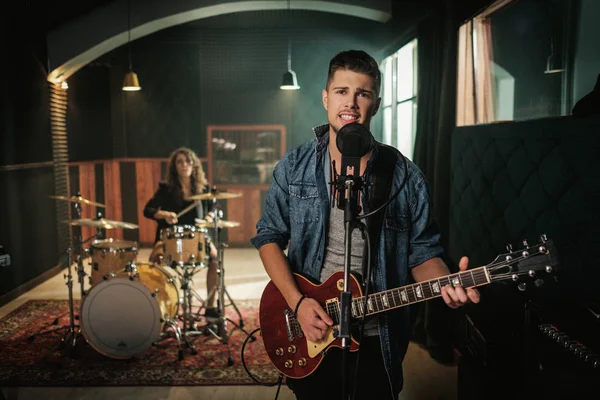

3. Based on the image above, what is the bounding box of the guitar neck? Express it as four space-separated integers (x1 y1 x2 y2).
351 266 490 318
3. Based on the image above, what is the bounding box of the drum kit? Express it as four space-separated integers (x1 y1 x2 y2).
31 189 249 364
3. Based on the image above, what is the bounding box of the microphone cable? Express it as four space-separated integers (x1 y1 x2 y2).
358 147 409 221
240 327 285 400
350 146 409 399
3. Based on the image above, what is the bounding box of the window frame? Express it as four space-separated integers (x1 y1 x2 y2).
380 38 418 160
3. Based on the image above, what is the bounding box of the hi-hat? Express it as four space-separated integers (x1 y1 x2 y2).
62 218 139 230
188 191 242 201
50 195 105 208
195 218 240 229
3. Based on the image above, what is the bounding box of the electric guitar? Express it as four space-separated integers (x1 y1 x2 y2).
259 235 560 378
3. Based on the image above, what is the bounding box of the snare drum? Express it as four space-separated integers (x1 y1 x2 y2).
88 239 138 286
80 262 179 359
160 225 207 266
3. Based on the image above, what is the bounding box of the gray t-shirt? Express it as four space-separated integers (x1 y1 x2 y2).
320 148 379 336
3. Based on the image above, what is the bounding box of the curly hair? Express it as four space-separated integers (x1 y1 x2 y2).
165 147 207 199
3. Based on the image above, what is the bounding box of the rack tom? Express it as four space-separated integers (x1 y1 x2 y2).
88 239 138 285
160 224 207 267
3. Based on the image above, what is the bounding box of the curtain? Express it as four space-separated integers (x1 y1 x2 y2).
456 21 475 126
474 16 496 123
414 2 458 253
411 0 461 366
456 16 496 126
411 0 502 367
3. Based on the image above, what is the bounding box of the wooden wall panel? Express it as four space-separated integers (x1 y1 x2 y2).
219 185 267 246
77 163 96 246
70 158 265 248
103 160 122 240
135 160 164 245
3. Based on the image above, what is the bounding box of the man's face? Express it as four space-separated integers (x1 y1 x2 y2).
322 68 381 136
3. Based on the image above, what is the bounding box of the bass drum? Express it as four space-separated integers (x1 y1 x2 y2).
80 262 179 359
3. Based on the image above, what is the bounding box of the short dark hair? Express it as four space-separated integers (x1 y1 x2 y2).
326 50 381 96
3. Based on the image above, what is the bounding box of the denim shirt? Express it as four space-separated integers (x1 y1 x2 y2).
250 124 444 394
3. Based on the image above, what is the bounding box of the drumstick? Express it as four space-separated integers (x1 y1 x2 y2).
176 200 201 219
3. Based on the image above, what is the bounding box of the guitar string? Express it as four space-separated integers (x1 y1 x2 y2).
319 248 550 318
351 267 489 315
348 250 550 317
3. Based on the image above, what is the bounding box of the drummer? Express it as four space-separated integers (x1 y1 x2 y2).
143 147 219 322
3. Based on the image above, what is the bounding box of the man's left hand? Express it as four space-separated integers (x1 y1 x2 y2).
441 256 481 309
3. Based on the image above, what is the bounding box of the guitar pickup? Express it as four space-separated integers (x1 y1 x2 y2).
284 309 295 341
284 309 303 341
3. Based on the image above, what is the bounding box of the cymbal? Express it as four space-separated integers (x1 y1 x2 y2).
62 218 139 230
195 218 241 229
188 191 242 201
49 195 106 208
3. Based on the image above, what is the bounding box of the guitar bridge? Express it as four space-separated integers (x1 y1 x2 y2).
284 309 303 341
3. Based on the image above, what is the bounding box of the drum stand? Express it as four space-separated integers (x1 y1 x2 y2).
27 199 100 356
168 263 207 360
159 259 226 361
157 203 254 363
199 204 253 366
27 247 77 348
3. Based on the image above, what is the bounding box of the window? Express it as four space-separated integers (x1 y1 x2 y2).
456 0 573 126
380 39 418 160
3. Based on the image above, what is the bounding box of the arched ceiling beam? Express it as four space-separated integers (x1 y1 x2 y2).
47 0 392 83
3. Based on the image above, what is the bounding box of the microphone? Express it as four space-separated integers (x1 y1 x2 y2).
336 122 374 176
331 123 374 398
331 123 373 211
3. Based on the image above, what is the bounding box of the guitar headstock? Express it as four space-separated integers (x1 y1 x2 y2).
486 234 560 291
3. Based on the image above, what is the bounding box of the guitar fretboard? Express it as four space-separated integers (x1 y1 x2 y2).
326 266 490 322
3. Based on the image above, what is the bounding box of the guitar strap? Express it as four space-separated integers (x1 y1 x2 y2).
362 143 401 286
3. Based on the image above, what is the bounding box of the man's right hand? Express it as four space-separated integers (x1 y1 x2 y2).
296 297 333 342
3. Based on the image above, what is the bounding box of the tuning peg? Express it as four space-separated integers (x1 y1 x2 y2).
518 282 527 291
528 270 536 278
522 239 529 247
545 266 553 274
539 234 547 243
506 244 513 252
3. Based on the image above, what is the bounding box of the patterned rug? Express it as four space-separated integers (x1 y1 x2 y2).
0 300 283 386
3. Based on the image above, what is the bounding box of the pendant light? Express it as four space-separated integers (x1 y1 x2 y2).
544 3 564 75
544 38 564 74
280 0 300 90
123 0 141 91
544 54 564 74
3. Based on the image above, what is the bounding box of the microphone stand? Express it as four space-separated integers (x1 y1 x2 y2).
331 158 365 400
